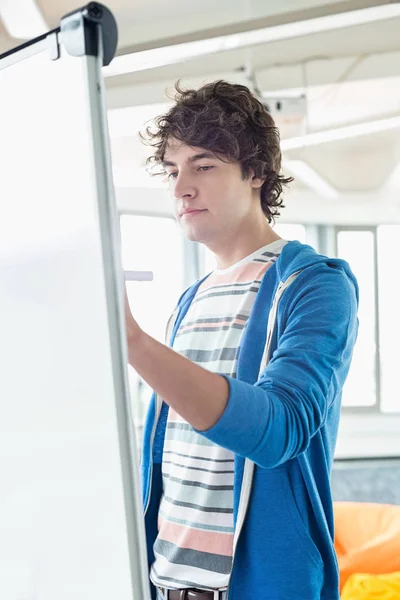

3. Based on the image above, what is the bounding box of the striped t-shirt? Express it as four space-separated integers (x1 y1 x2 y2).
150 239 287 591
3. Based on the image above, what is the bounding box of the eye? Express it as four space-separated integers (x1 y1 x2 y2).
198 166 213 172
167 172 178 179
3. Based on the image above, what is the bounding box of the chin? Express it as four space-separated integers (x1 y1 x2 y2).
180 221 215 245
181 225 201 243
185 232 202 243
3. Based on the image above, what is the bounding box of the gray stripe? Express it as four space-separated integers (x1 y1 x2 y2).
163 495 233 514
154 539 232 574
182 347 237 363
176 323 245 337
152 566 225 590
253 258 278 264
197 281 261 294
163 450 234 464
158 509 234 533
192 287 260 303
179 314 249 326
261 251 281 257
163 460 234 475
161 479 234 509
167 422 194 432
163 473 233 491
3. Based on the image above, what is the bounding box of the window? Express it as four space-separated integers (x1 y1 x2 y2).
119 215 185 434
377 225 400 413
334 225 400 413
336 229 377 408
273 223 307 244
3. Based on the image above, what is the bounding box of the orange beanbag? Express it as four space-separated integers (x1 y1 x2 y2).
334 502 400 592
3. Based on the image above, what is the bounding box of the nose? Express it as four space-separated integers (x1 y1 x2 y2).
173 172 196 200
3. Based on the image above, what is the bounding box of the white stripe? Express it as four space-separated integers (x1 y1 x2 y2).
151 552 230 589
162 440 234 460
162 453 234 471
161 478 234 507
191 296 258 316
160 501 233 528
175 333 243 354
184 293 258 318
195 285 260 302
162 462 234 486
176 326 244 343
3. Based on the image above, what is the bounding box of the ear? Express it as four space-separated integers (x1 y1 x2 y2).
249 169 265 190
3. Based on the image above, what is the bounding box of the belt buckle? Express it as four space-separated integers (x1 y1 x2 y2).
162 588 189 600
188 590 221 600
160 586 223 600
173 590 189 600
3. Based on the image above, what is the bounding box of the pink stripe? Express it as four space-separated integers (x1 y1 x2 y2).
200 260 272 290
158 516 233 557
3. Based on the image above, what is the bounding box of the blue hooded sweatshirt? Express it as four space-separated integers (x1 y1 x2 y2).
141 241 359 600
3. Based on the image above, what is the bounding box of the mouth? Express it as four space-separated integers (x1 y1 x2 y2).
180 209 207 219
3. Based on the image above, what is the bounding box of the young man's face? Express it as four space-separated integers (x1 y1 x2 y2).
162 140 263 248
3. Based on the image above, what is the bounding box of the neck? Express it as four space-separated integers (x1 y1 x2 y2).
210 217 281 270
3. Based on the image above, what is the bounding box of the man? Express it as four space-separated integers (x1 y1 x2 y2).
124 80 359 600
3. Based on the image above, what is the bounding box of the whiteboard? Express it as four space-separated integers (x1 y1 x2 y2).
0 29 149 600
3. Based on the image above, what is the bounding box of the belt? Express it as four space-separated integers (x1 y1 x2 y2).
159 588 225 599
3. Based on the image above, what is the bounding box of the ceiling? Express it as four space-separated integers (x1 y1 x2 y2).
1 0 400 221
3 1 397 54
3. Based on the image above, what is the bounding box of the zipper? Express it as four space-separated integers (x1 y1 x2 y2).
258 270 302 377
226 270 303 598
143 307 179 516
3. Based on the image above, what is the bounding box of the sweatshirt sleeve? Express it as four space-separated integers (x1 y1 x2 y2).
194 265 359 468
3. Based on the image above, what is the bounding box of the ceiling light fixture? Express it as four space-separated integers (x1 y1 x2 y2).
0 0 48 40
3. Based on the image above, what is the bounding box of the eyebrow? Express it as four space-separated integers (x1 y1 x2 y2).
162 151 217 168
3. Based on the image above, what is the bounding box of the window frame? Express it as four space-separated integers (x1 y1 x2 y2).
334 225 383 415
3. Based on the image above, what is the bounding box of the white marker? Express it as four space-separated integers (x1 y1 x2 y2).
124 270 154 282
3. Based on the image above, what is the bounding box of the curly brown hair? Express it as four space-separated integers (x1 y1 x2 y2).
141 80 293 223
